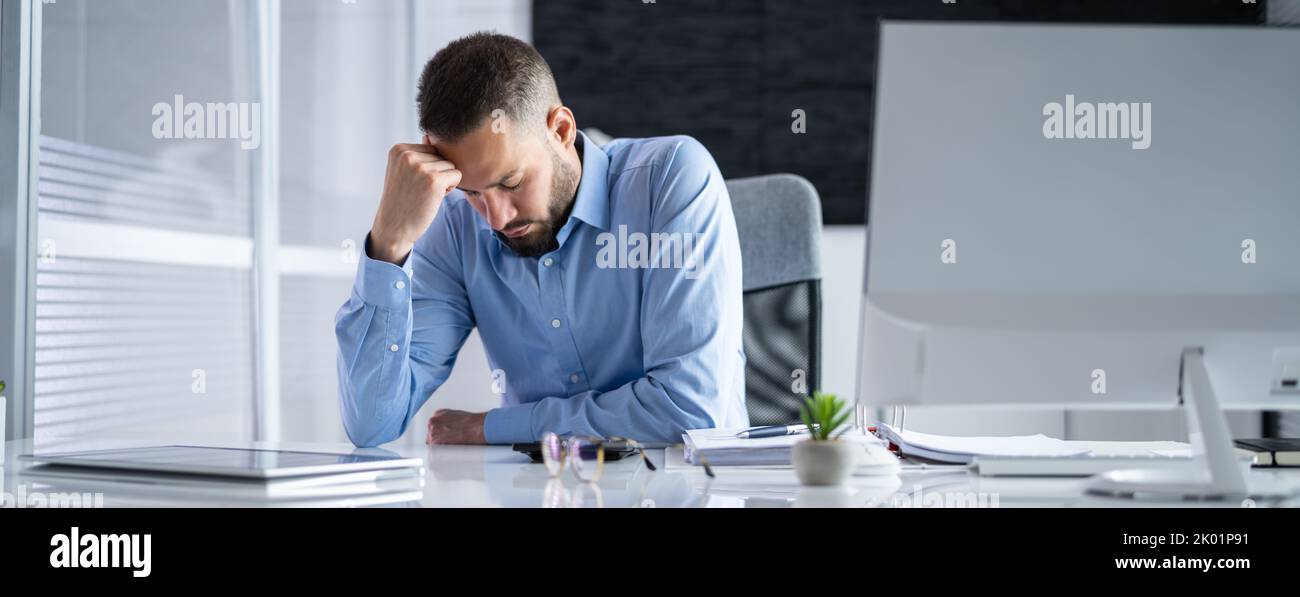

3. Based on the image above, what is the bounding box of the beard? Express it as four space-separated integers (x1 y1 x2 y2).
495 147 580 258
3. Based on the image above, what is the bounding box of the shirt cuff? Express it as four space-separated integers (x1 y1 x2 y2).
483 402 539 444
353 233 414 310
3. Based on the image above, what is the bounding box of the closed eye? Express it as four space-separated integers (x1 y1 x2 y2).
458 174 520 196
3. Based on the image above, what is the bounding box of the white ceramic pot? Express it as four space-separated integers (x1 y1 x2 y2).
792 439 857 486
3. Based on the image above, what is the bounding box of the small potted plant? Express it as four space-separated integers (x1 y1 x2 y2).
791 391 856 486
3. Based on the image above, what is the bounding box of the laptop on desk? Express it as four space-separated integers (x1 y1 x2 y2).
21 445 424 480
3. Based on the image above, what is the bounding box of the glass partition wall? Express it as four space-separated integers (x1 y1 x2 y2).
26 0 511 448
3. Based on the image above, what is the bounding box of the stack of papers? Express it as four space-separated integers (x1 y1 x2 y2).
682 428 809 466
877 424 1091 464
681 428 896 475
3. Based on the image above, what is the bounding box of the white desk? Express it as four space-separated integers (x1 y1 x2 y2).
4 438 1299 508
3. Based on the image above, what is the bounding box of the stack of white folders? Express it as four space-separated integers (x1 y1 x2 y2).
681 427 900 475
877 424 1256 477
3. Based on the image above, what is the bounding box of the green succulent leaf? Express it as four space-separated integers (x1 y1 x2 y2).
799 391 849 441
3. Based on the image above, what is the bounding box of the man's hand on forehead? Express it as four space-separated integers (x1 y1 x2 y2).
368 141 462 265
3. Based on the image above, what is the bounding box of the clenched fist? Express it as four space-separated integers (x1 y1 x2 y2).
368 140 462 264
426 409 487 445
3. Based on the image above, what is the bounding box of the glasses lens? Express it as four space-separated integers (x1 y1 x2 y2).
569 437 604 482
541 478 570 508
540 432 565 477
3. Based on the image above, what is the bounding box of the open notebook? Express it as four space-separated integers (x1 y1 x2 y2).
877 424 1092 464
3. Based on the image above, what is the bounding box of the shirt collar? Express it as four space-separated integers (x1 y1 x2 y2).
559 131 611 239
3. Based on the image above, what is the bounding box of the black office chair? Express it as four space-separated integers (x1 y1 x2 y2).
726 174 823 426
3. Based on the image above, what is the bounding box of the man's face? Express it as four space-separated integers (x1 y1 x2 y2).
433 120 579 257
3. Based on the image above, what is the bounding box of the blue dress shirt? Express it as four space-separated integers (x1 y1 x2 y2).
335 133 748 447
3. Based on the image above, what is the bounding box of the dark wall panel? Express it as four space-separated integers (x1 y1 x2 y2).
534 0 1264 224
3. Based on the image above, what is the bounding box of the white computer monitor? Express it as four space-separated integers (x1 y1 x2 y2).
857 22 1300 498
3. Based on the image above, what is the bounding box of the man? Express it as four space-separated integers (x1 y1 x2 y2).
335 32 747 447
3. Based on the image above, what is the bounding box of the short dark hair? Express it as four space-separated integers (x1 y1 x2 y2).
417 32 560 143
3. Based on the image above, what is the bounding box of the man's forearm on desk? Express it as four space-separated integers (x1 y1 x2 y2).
482 377 724 445
335 251 417 446
336 228 476 447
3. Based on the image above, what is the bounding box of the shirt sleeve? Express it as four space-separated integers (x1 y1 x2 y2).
483 138 745 444
334 207 476 447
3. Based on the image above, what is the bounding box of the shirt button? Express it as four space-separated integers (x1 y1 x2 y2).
543 258 554 267
389 344 399 352
550 319 561 329
394 280 405 290
570 373 580 383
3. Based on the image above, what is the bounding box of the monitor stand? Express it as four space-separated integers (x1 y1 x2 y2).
1086 347 1294 501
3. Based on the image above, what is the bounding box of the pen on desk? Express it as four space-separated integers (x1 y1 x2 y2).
735 424 818 439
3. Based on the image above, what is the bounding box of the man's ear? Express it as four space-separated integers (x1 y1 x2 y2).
422 133 433 146
547 106 578 150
